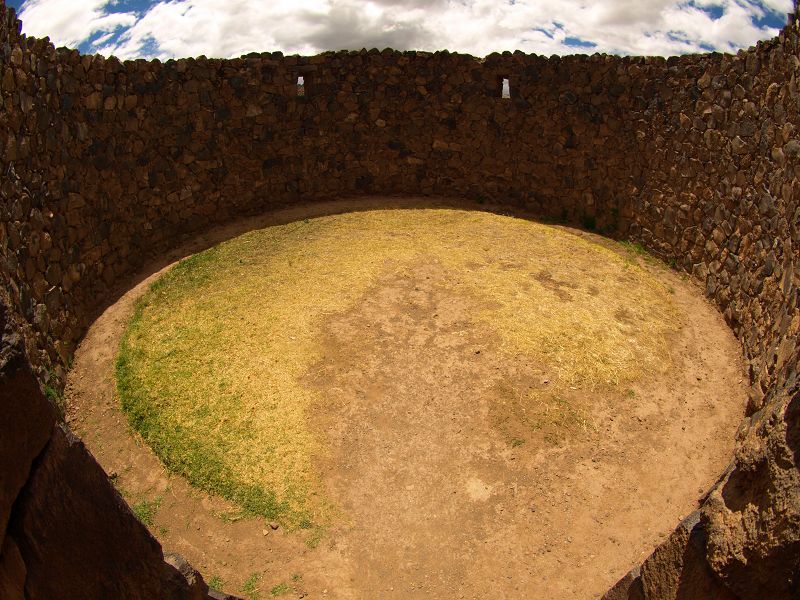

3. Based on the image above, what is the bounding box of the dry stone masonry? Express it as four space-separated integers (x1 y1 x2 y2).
0 0 797 597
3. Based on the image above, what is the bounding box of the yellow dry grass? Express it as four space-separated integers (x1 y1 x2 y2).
117 209 678 526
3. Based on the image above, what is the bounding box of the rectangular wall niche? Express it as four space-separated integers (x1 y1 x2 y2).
297 76 305 97
500 77 511 99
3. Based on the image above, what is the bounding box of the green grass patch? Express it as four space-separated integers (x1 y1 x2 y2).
619 240 659 265
304 526 325 549
207 575 224 592
43 383 63 408
131 495 162 527
242 573 261 600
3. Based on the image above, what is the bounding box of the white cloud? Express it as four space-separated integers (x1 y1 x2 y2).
16 0 795 60
18 0 136 48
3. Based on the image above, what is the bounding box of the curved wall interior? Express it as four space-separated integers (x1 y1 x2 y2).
0 1 797 597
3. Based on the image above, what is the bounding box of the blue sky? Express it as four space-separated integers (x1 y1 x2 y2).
6 0 793 59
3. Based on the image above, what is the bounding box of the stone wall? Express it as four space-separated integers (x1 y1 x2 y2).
1 13 655 384
606 20 800 599
0 0 797 596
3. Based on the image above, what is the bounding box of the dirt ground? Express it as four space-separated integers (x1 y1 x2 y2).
65 197 748 600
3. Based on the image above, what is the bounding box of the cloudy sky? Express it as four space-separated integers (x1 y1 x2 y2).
6 0 794 60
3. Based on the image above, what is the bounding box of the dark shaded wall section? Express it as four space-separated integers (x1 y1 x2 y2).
0 301 210 599
0 0 797 596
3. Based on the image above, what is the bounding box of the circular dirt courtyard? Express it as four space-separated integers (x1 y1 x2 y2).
66 199 747 600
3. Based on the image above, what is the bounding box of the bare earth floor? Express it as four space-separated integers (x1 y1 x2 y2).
65 198 748 600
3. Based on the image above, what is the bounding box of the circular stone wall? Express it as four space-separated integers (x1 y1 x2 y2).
1 1 798 597
67 204 747 599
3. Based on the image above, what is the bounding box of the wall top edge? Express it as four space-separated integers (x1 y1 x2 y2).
1 0 797 71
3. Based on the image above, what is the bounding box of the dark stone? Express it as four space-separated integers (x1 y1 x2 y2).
764 251 776 277
262 157 283 169
561 91 578 105
43 286 62 313
92 155 111 170
164 553 211 600
606 513 737 599
208 591 244 600
784 140 800 159
0 535 26 600
0 301 56 540
10 425 205 600
356 175 374 190
603 567 644 600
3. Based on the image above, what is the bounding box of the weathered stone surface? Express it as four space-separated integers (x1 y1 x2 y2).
604 568 644 600
0 300 55 541
703 384 800 598
641 514 736 600
164 553 211 600
604 512 736 600
208 590 245 600
10 425 206 600
0 536 26 600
